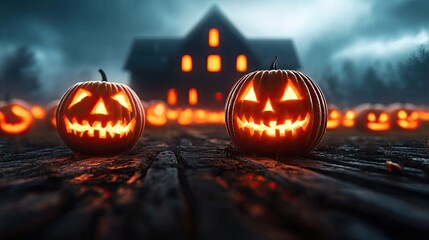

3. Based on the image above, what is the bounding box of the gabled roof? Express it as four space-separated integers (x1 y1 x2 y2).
124 38 180 71
248 39 300 70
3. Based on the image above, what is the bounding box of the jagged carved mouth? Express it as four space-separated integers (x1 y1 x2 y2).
63 115 136 139
236 113 310 137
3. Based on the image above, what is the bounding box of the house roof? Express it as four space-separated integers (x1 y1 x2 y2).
124 6 300 72
124 38 181 71
248 39 300 70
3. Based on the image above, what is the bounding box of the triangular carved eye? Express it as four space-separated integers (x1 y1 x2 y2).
281 83 301 101
68 88 92 109
112 91 133 112
241 84 258 102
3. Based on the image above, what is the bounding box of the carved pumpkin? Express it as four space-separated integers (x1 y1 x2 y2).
225 60 327 156
387 103 420 130
145 100 168 126
56 69 145 155
326 104 342 130
45 100 59 128
354 104 390 132
0 98 33 135
342 109 356 128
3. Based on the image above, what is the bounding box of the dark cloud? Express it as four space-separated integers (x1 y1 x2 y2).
0 0 428 100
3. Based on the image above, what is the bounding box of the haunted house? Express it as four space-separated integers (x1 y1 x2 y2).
124 6 300 109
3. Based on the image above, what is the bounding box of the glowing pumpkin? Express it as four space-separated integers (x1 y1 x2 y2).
225 60 327 156
387 103 420 130
354 104 390 132
45 100 59 128
342 109 356 128
145 100 168 126
30 105 46 120
56 69 145 155
417 105 429 122
0 98 33 135
326 104 342 130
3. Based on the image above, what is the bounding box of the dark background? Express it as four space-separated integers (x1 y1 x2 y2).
0 0 428 106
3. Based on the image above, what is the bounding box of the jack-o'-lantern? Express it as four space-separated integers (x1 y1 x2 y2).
355 104 390 132
387 103 420 130
225 60 327 156
0 98 33 135
56 69 145 155
327 104 341 130
145 100 168 126
342 109 355 128
45 100 59 128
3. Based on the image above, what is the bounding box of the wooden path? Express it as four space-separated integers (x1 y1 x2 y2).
1 126 429 239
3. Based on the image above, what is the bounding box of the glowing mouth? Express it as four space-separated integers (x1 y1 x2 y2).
397 120 418 129
367 122 390 131
63 115 136 139
236 113 310 137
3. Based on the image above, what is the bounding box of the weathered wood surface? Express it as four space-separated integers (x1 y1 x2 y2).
1 127 429 240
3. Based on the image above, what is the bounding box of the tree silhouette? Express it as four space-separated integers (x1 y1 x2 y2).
0 46 40 100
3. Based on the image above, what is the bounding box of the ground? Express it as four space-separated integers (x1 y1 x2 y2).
0 126 429 239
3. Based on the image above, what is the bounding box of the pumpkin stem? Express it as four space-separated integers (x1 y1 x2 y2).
270 57 279 70
98 69 108 82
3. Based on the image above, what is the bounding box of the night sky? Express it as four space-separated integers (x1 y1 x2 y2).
0 0 428 100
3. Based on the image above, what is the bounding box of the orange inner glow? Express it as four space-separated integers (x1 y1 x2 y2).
167 89 177 105
112 91 133 112
367 112 390 131
51 117 57 127
281 84 301 101
236 113 310 137
189 88 198 105
68 88 92 109
207 55 221 72
419 111 429 121
166 109 179 120
63 115 136 139
90 98 109 115
0 105 33 134
262 99 274 112
327 110 341 129
181 55 192 72
147 103 167 126
178 108 194 125
242 85 258 102
31 106 46 119
397 110 419 129
208 28 219 47
342 111 355 127
236 55 247 72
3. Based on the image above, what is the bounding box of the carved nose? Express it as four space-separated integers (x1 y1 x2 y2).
262 99 274 112
91 98 108 115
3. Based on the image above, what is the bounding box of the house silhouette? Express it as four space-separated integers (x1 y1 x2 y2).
124 6 300 110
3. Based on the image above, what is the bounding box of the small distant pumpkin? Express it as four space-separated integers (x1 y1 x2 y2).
0 97 33 135
145 100 168 126
354 103 390 132
225 59 327 156
56 69 145 155
326 104 341 130
387 103 420 130
45 100 60 128
342 109 356 128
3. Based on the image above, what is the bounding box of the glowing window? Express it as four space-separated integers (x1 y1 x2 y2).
236 55 247 72
181 55 192 72
189 88 198 105
215 92 223 101
208 28 219 47
167 89 177 105
207 55 221 72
